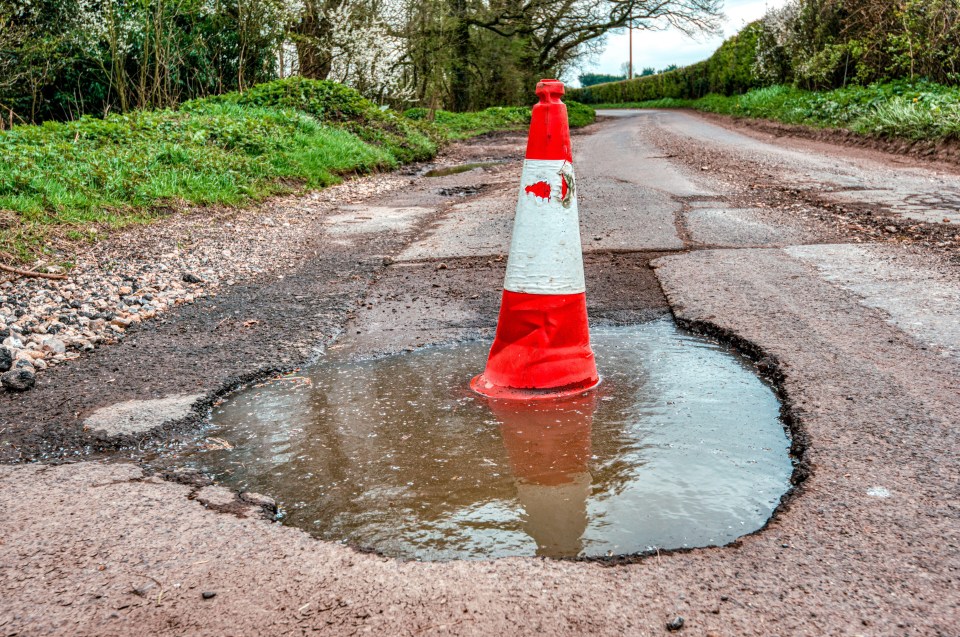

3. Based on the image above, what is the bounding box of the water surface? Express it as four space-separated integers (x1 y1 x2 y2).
168 318 792 560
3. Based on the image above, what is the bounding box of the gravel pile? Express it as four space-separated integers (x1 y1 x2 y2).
0 172 410 392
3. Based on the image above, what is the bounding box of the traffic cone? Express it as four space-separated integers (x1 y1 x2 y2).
471 79 599 400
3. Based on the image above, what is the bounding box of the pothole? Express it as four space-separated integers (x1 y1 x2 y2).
152 317 792 561
438 185 484 197
423 162 503 177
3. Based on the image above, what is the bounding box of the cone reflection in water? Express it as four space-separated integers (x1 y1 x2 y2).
471 78 598 400
488 393 597 558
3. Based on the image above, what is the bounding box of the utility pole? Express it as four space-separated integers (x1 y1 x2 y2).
628 17 633 79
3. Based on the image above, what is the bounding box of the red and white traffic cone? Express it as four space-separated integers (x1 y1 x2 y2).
471 79 599 400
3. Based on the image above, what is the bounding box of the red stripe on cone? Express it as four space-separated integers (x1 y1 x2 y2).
524 79 573 162
471 79 598 400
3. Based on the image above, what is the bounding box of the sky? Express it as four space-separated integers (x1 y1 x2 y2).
574 0 788 82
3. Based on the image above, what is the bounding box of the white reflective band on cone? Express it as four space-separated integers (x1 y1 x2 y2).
503 159 586 295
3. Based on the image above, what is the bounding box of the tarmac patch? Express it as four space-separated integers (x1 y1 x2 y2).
84 393 204 437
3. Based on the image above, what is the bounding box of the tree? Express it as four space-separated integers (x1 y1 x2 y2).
407 0 723 110
466 0 723 91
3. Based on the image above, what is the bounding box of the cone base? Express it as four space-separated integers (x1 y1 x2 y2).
470 373 600 402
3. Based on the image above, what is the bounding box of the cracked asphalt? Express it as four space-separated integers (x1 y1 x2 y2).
1 110 958 636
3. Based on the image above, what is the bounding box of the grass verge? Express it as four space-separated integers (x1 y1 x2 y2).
592 81 960 142
0 75 595 264
404 100 596 138
0 104 393 261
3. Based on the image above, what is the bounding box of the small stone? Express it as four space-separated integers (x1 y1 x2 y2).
2 368 36 392
666 617 684 631
435 263 448 270
182 273 203 284
884 225 897 233
202 591 217 600
0 346 11 372
41 337 66 354
118 286 133 295
111 317 132 330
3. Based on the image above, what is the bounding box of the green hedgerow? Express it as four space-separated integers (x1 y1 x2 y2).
594 80 960 142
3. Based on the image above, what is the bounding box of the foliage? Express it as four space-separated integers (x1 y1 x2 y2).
293 0 411 104
569 21 763 104
579 73 626 87
386 0 722 112
755 0 960 90
186 77 436 163
572 0 960 109
0 0 295 123
2 0 723 120
565 101 597 128
404 106 531 139
594 80 960 141
403 100 595 139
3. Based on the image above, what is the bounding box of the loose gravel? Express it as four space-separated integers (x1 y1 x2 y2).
0 172 411 389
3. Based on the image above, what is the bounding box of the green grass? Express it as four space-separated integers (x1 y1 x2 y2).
592 81 960 142
188 78 438 163
0 100 393 260
0 76 595 263
404 100 596 139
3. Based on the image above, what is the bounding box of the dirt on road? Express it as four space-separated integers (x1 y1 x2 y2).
1 111 958 636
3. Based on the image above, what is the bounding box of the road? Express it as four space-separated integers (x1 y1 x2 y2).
1 110 958 635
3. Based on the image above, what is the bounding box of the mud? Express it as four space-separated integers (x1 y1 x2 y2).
339 251 670 359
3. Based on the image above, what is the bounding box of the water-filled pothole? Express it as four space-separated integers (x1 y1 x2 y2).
162 318 792 561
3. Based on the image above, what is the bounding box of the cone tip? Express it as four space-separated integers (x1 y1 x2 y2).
536 79 565 104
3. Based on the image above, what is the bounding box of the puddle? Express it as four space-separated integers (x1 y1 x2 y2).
156 318 792 561
423 162 502 177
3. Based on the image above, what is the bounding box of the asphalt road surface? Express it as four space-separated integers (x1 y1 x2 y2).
1 110 958 636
